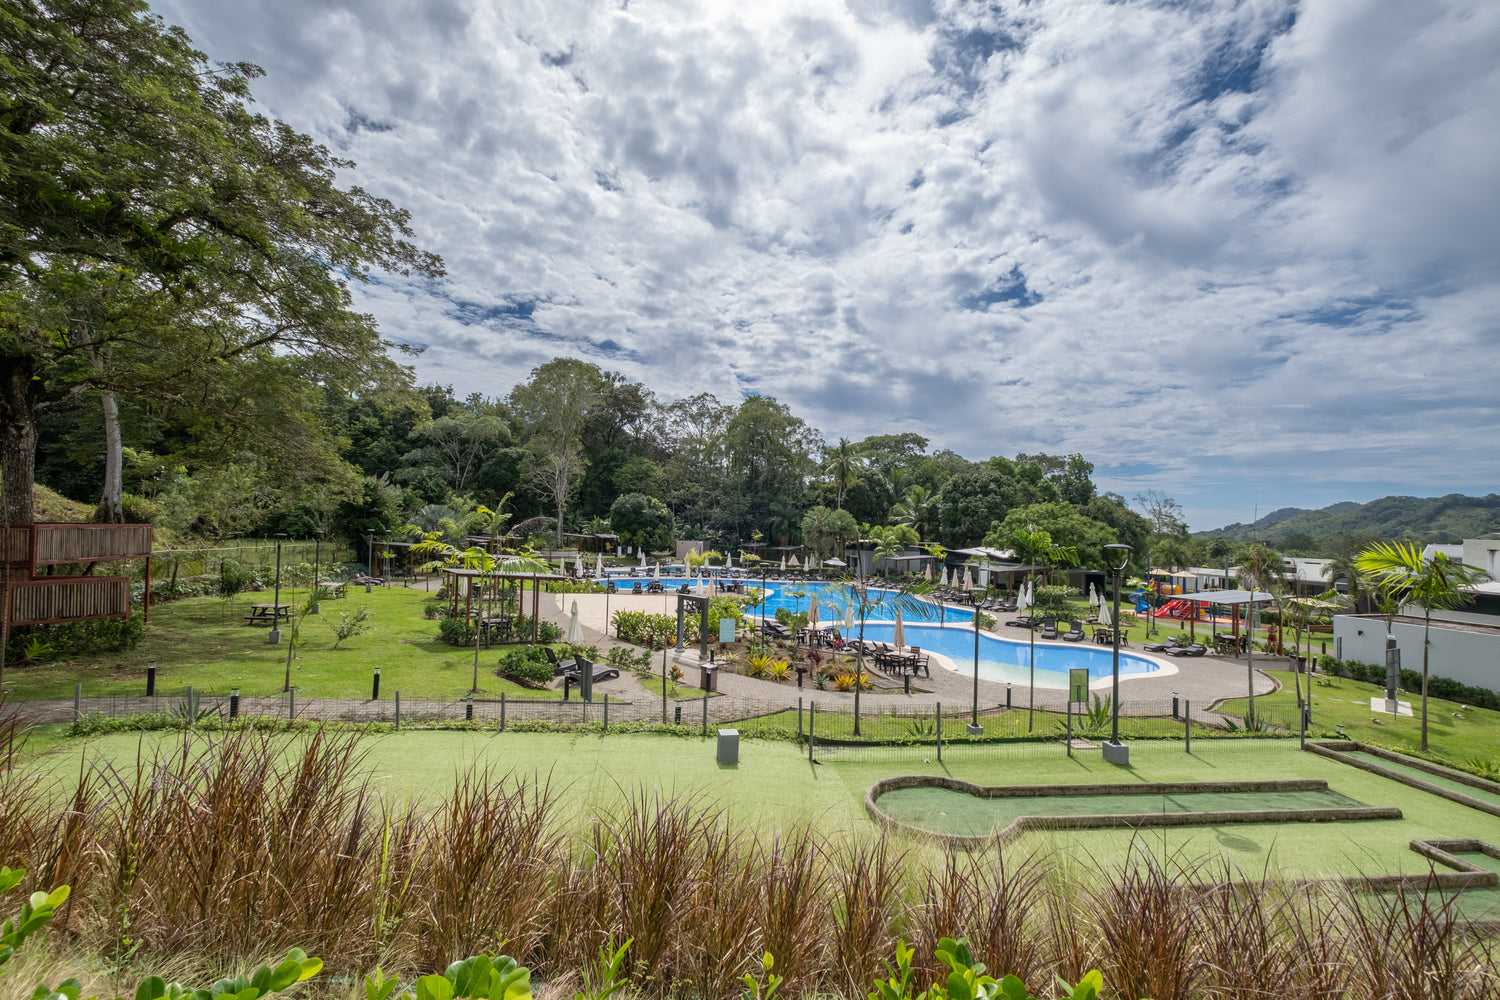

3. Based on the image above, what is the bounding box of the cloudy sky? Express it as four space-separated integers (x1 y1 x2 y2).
150 0 1500 531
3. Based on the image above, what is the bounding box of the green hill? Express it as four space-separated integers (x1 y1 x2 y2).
1198 493 1500 545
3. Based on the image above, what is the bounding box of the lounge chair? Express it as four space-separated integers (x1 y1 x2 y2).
1144 636 1189 653
543 645 579 676
1039 619 1059 640
562 659 620 684
1005 615 1035 628
1166 643 1208 657
1062 620 1084 642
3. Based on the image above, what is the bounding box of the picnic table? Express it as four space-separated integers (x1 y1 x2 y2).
245 603 291 626
319 581 348 599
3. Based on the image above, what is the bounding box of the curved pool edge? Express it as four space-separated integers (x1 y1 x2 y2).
915 623 1180 688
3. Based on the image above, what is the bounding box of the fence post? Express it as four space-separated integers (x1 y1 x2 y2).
601 693 606 731
1184 700 1191 754
809 702 815 762
74 683 81 724
395 691 401 731
798 697 803 738
289 688 295 720
936 702 942 762
702 694 708 736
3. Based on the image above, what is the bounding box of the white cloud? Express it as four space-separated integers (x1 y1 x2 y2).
149 0 1500 528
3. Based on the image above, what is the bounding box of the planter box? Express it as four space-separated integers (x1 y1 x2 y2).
1102 740 1130 765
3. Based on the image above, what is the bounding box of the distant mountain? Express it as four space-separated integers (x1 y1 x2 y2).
1198 494 1500 545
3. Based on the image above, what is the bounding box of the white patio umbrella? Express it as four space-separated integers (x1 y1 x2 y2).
924 563 933 582
1017 581 1032 613
1097 596 1112 628
965 567 976 591
639 549 646 567
825 557 846 569
595 552 603 576
575 553 584 577
727 551 733 568
893 607 905 651
780 553 787 572
567 601 583 645
790 554 801 569
656 560 663 578
808 593 819 629
1088 583 1099 608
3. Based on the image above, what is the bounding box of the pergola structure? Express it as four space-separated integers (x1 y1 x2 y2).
674 591 711 660
1165 588 1274 643
441 567 567 643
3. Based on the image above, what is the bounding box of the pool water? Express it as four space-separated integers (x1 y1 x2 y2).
608 578 1157 689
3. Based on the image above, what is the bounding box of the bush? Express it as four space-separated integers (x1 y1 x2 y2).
497 646 553 687
513 614 562 643
1316 655 1500 709
438 616 477 646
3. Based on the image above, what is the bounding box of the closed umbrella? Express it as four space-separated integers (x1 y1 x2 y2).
1097 596 1112 628
1017 581 1032 613
808 593 819 629
575 553 584 577
924 564 933 582
1088 583 1099 608
567 601 583 645
965 567 976 591
656 560 662 578
639 549 646 567
595 552 603 576
780 553 787 572
894 607 905 651
727 551 734 568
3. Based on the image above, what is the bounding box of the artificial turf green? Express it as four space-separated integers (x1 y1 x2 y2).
875 785 1367 839
1343 750 1500 808
28 731 1500 885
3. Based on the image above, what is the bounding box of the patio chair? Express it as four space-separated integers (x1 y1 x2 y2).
563 659 620 684
1062 620 1084 642
1039 619 1059 640
1167 643 1208 657
543 645 579 676
1005 614 1035 628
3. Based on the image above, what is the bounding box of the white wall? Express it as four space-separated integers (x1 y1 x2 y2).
1333 614 1500 691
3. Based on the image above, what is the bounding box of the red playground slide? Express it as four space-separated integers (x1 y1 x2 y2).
1158 599 1196 619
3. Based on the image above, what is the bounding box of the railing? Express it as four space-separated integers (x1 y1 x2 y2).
1 523 153 567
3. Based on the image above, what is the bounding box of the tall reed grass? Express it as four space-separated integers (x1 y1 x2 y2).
1 729 1496 999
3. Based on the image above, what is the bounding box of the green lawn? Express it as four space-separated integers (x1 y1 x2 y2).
28 730 1500 885
1218 668 1500 772
4 586 644 703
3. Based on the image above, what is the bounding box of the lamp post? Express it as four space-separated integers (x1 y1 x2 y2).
312 528 324 615
269 533 287 644
366 530 375 592
1103 543 1132 762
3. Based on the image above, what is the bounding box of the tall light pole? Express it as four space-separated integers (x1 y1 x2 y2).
1104 543 1132 760
366 530 375 592
269 532 287 644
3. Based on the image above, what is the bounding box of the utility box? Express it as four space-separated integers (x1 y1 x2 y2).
717 728 739 764
699 664 718 692
1102 740 1130 765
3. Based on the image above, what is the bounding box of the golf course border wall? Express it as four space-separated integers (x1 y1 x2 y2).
1307 741 1500 820
864 775 1402 852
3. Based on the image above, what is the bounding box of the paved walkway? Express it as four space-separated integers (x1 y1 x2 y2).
542 591 1279 718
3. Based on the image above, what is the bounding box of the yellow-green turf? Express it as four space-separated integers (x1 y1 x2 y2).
25 732 1500 887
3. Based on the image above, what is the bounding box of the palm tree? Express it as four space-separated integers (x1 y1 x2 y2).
1354 542 1490 750
823 438 863 511
891 485 935 541
821 576 934 735
1321 553 1367 611
870 528 902 578
1010 525 1077 730
1282 589 1352 723
1238 543 1286 726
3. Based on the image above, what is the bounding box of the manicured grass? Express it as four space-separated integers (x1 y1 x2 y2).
1217 668 1500 771
4 585 603 702
31 730 1500 884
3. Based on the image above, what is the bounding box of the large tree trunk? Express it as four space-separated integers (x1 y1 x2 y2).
95 388 125 523
0 353 39 525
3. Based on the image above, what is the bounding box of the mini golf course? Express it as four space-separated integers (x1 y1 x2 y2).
867 777 1396 847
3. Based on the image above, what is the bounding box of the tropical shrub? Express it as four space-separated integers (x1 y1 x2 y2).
327 606 375 648
496 646 553 687
438 616 477 646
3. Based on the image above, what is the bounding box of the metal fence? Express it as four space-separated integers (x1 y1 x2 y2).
50 684 1306 752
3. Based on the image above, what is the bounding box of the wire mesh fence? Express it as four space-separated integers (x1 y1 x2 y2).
49 684 1306 751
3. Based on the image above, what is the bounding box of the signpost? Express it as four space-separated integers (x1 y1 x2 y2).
1066 667 1089 757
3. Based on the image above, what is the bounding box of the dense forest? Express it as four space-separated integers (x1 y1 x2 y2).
1197 495 1500 551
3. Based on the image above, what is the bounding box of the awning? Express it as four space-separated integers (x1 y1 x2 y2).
1168 589 1273 605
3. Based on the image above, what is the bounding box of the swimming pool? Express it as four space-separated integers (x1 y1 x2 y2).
606 578 975 625
846 623 1162 689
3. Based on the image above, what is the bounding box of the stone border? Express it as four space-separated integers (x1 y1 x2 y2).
864 775 1401 852
1306 741 1500 820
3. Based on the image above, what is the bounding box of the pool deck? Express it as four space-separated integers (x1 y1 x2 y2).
539 590 1278 716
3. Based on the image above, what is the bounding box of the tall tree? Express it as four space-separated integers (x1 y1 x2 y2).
1355 542 1490 751
0 0 441 524
1238 543 1287 725
510 358 606 545
822 437 863 511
